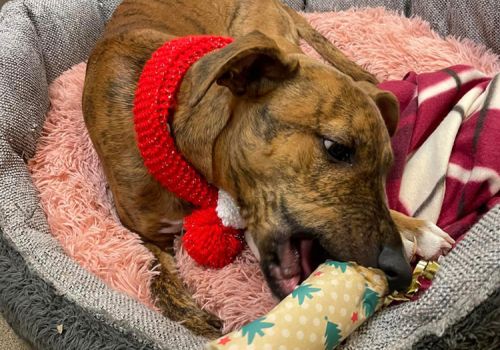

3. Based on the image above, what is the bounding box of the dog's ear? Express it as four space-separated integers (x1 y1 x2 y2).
189 31 299 107
355 81 400 136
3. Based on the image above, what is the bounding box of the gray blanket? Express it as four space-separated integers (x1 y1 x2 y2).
0 1 498 349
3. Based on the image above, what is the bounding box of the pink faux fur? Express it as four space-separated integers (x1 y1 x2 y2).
28 63 159 309
29 8 500 334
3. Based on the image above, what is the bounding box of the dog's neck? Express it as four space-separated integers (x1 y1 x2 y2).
133 36 239 208
172 60 235 187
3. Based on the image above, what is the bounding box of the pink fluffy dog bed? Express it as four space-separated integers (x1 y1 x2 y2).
28 8 500 333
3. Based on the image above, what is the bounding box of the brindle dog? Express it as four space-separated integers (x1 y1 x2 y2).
83 0 454 337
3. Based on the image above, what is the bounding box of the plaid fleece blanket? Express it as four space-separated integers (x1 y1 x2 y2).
381 65 500 242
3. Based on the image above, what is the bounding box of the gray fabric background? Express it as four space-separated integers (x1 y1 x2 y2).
304 0 500 54
305 0 409 13
0 231 158 350
285 0 306 10
0 0 498 349
410 0 499 56
414 287 500 350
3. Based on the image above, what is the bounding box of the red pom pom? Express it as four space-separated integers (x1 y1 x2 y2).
182 207 244 268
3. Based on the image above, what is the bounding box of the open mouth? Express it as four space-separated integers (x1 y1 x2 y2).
267 236 331 299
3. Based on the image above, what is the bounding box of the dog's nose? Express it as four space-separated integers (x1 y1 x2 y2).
378 245 412 292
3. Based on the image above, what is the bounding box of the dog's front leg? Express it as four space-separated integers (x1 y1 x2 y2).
390 210 455 262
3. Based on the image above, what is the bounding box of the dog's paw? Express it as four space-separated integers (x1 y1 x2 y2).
416 222 455 260
402 222 455 261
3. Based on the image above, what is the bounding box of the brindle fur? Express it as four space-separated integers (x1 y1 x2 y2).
83 0 421 338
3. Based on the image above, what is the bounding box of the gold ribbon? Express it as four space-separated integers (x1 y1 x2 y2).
384 260 440 306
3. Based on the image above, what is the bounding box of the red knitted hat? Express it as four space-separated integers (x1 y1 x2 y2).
133 35 245 268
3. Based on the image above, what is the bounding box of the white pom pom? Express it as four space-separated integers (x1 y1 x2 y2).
216 189 246 229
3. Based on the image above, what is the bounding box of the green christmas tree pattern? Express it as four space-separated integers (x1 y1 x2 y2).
324 318 342 350
324 260 350 272
362 284 380 317
291 283 321 305
241 317 274 345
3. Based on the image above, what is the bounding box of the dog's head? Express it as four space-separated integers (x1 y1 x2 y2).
179 31 411 298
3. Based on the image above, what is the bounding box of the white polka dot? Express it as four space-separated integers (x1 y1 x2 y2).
314 303 323 312
345 280 352 289
330 292 338 300
344 294 351 302
263 344 273 350
340 308 347 316
267 327 275 336
267 314 276 322
328 305 336 314
330 279 339 286
284 314 293 322
313 318 321 326
302 302 310 309
285 301 293 309
282 329 291 338
309 333 317 342
299 315 308 325
317 280 325 285
229 345 238 350
296 330 304 340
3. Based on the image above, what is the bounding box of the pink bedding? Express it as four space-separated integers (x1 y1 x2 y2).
28 8 500 333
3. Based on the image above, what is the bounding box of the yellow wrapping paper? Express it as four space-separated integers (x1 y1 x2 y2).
207 261 388 350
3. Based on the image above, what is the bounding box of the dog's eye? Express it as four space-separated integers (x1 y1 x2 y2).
323 139 354 164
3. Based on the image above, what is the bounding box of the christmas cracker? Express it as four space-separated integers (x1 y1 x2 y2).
206 261 388 350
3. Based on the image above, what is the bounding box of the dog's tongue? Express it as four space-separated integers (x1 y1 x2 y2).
280 275 301 295
299 239 314 278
